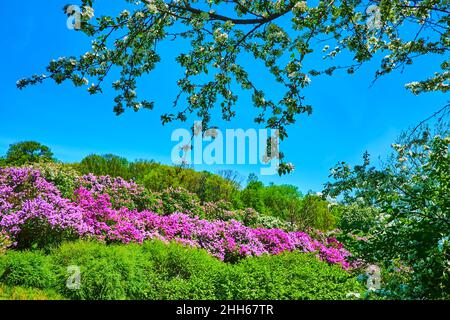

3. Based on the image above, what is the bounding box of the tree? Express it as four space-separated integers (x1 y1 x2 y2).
18 1 449 173
217 169 245 189
298 194 336 231
261 184 303 221
324 123 450 299
241 177 266 213
334 203 379 233
79 154 130 178
4 141 55 166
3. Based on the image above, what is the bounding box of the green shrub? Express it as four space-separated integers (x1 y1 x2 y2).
0 240 363 300
141 240 222 299
78 154 131 179
336 204 379 233
51 241 159 300
156 187 205 217
0 284 63 300
0 251 55 289
216 252 363 300
0 232 12 255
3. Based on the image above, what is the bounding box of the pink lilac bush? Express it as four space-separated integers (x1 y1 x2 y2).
0 168 91 243
76 173 157 211
0 168 351 269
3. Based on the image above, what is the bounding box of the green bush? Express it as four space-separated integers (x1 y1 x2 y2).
217 252 363 300
51 240 223 300
145 240 224 299
156 187 205 217
51 241 159 300
0 251 55 289
0 284 63 300
78 154 131 179
336 204 379 233
0 240 364 300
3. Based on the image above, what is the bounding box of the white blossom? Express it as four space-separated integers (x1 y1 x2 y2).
147 2 158 14
135 11 145 19
82 6 95 20
214 28 229 43
293 1 308 13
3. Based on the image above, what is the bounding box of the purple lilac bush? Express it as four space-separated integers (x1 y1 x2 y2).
0 167 351 268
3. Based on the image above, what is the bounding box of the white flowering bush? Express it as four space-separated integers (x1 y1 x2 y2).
324 123 450 299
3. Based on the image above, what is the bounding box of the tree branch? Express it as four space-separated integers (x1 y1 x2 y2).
167 2 294 25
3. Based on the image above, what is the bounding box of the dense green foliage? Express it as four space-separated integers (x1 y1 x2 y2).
334 204 379 234
2 141 55 166
325 124 450 299
0 240 363 300
240 179 336 231
0 251 55 289
0 285 63 300
78 154 131 178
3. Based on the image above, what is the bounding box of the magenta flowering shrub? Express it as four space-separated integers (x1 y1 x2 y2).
0 167 351 269
76 173 159 211
0 168 89 249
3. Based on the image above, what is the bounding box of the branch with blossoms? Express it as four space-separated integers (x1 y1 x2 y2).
17 0 450 175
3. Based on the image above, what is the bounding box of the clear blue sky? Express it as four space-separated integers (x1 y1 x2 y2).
0 1 447 193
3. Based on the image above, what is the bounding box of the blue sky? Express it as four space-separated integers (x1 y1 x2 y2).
0 1 447 193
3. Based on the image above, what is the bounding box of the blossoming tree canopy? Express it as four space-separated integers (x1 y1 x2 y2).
17 0 449 173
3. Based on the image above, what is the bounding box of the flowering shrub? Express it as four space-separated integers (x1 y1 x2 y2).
0 168 88 249
254 214 294 231
324 126 450 298
334 204 379 234
236 207 260 226
203 200 240 222
26 162 80 198
0 167 351 268
76 173 158 211
155 187 204 217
